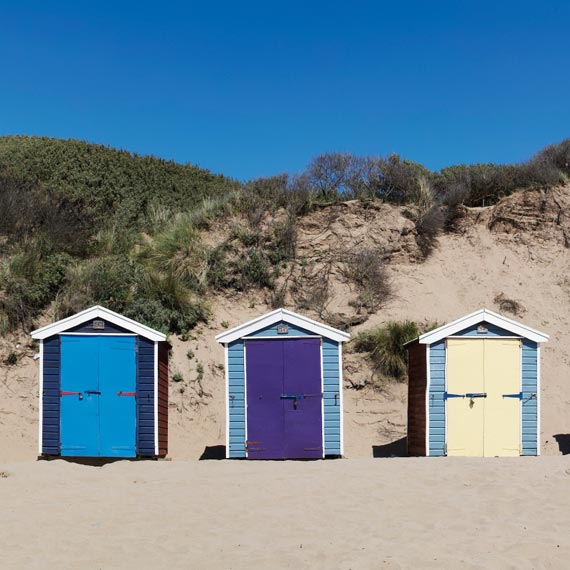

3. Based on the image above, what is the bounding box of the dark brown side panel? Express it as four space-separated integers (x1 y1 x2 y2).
407 341 427 456
157 342 169 457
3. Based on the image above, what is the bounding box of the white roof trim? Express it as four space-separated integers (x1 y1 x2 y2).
30 305 167 342
215 308 351 344
418 308 549 345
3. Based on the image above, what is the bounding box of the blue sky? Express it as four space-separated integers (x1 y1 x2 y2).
1 1 569 180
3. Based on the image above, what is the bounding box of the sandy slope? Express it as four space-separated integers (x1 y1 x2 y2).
1 188 570 462
1 457 570 570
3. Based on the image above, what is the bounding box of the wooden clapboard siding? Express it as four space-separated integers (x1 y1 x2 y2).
136 337 155 456
521 339 538 455
246 321 320 337
322 338 341 456
406 340 426 456
157 342 169 457
67 319 132 334
428 340 446 456
228 340 246 458
42 335 61 455
453 323 520 338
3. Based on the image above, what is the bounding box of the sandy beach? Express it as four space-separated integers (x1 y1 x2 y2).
1 457 570 570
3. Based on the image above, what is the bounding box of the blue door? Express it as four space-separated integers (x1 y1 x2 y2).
60 335 137 457
60 336 100 456
99 337 136 457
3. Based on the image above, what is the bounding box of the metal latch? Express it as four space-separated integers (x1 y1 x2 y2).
444 392 465 400
502 392 523 399
281 393 304 409
60 391 83 400
465 393 487 398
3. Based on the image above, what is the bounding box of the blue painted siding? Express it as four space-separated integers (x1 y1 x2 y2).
322 338 341 456
228 340 246 458
42 336 61 455
428 340 446 456
521 340 538 455
247 322 318 338
226 320 343 458
454 322 517 338
137 337 155 456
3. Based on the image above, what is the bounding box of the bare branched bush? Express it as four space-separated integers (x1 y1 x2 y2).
415 206 444 258
344 249 391 313
442 182 469 229
306 153 352 199
294 272 331 317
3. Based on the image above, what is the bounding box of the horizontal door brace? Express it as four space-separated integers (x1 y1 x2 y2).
444 392 465 400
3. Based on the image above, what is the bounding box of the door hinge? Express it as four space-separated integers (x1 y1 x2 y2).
502 392 523 399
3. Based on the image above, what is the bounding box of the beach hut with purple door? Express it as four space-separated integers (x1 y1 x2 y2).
216 309 350 459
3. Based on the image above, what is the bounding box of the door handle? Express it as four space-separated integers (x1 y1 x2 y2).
465 393 487 398
117 391 136 397
85 390 101 395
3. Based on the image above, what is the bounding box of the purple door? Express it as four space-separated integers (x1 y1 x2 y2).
246 338 323 459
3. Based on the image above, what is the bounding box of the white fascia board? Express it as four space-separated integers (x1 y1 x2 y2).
418 308 549 345
215 308 351 344
30 305 167 342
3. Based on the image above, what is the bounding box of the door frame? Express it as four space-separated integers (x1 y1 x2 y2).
243 337 324 459
444 336 523 456
58 333 138 457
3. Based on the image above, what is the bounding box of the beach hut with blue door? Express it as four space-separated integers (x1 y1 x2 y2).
406 309 548 457
216 309 350 459
31 306 169 458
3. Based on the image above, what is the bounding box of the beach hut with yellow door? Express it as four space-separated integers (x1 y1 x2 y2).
406 309 548 457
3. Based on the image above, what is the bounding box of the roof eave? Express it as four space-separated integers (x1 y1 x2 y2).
418 308 549 345
30 305 167 342
215 308 351 344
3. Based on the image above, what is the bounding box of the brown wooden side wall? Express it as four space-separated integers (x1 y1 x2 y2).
407 340 427 456
157 342 169 457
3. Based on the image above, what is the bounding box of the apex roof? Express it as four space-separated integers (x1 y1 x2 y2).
215 308 351 344
30 305 167 342
417 308 549 345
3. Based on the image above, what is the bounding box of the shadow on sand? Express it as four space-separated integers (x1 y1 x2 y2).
37 456 145 466
553 434 570 455
199 445 227 460
372 437 407 458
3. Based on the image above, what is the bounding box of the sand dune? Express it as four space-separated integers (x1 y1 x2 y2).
1 457 570 570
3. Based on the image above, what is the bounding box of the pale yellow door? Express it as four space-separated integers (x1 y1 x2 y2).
483 339 521 457
446 339 485 456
